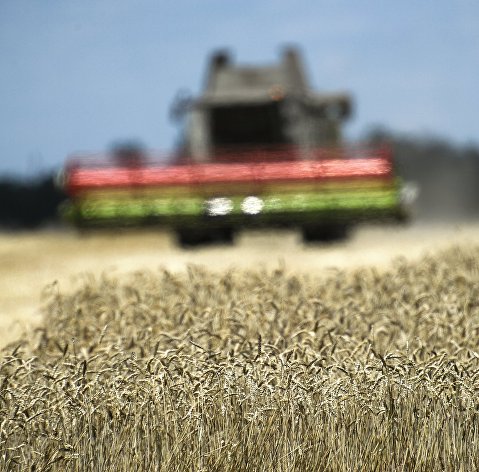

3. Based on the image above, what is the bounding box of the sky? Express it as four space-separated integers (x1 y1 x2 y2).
0 0 478 177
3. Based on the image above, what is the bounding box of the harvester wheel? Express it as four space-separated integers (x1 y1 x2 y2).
301 224 349 243
176 227 234 247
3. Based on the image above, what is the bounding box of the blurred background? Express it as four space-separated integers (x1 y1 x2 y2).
1 0 479 349
0 0 478 227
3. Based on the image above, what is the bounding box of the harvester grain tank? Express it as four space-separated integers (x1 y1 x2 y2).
62 47 410 244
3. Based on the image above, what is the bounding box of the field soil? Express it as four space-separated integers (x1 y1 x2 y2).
1 221 478 348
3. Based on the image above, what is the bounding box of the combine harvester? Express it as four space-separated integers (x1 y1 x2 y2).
62 48 412 245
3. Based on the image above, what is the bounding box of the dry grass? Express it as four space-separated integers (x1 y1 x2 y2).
2 245 479 471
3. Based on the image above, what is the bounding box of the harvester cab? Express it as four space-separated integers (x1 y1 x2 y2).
182 47 352 163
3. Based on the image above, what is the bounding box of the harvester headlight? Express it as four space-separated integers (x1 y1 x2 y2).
205 197 233 216
241 196 264 215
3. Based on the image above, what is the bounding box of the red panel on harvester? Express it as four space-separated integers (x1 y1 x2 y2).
65 153 392 195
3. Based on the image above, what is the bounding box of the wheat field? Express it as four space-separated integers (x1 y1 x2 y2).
1 239 479 471
2 222 479 349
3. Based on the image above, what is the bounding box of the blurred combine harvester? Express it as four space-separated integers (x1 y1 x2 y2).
62 47 411 245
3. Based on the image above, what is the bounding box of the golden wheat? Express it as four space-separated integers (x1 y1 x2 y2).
1 245 479 471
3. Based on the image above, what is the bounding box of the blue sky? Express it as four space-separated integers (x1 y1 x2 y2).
1 0 478 176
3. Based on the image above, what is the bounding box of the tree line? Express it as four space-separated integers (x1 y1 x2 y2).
368 130 479 220
0 175 66 229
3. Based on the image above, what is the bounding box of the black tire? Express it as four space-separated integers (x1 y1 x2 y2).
216 227 235 244
301 224 350 243
176 226 234 247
